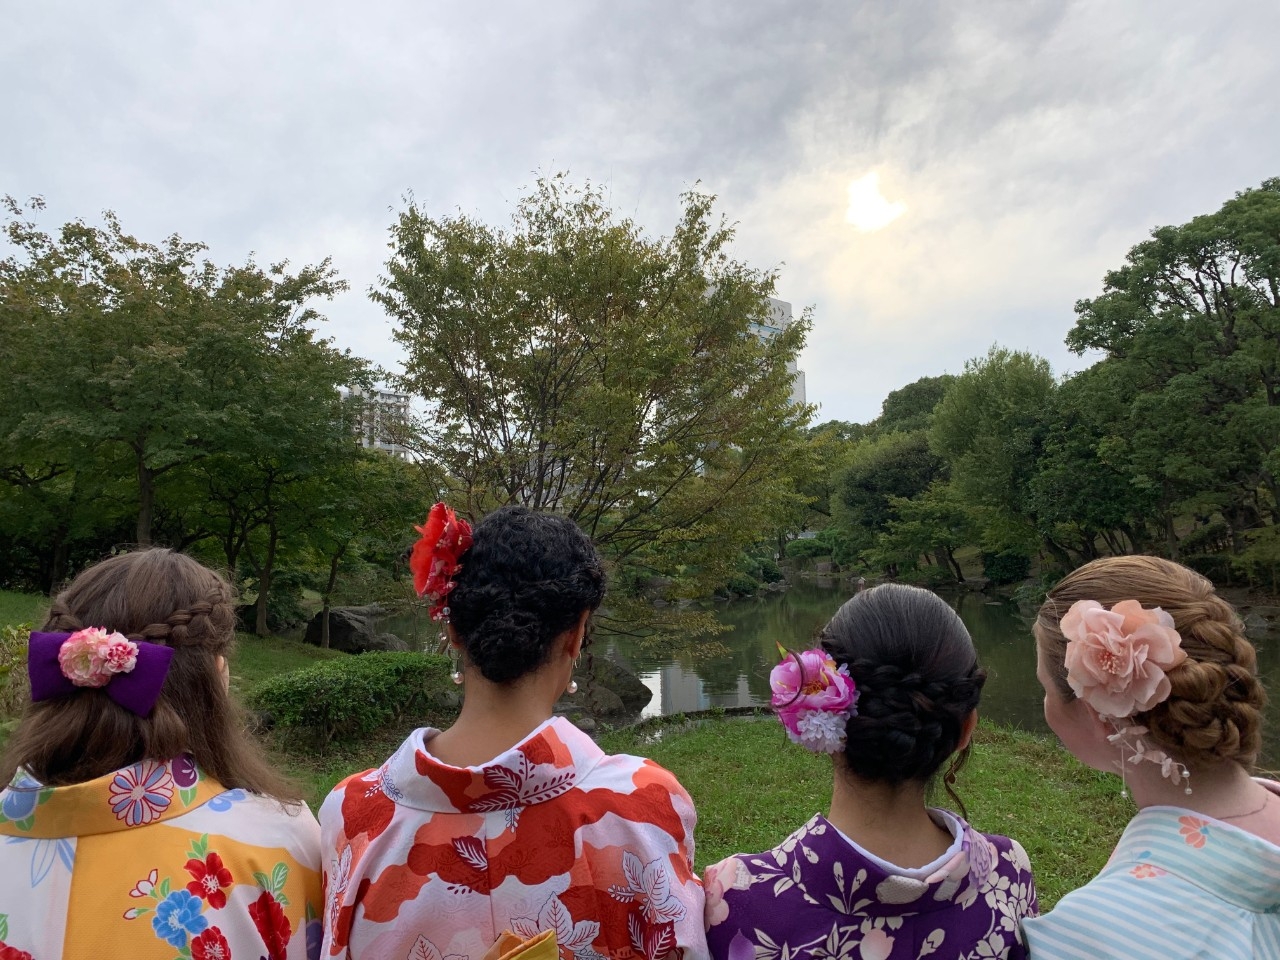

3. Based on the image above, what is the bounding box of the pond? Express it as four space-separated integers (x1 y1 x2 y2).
602 580 1280 769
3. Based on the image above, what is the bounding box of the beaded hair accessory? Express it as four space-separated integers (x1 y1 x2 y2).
1061 598 1192 793
28 627 174 716
769 643 859 754
409 502 474 621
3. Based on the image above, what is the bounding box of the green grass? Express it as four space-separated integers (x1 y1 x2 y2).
601 716 1130 909
230 631 347 694
0 590 46 629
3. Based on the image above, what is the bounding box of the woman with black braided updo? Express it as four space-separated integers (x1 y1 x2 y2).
704 583 1039 960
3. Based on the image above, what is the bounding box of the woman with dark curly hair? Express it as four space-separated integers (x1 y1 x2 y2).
703 583 1038 960
1022 556 1278 958
319 504 707 960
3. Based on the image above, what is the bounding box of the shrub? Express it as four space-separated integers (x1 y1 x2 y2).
0 623 30 721
251 652 451 745
1182 554 1235 587
784 538 831 560
754 556 784 583
724 573 760 597
982 551 1032 586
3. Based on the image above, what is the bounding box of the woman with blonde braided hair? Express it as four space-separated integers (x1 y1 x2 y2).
1022 555 1279 958
0 549 322 960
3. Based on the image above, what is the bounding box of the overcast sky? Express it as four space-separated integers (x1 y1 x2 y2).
4 1 1278 423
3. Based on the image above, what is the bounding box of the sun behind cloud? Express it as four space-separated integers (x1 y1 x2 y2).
845 171 906 232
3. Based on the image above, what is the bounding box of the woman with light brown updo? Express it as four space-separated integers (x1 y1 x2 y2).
1022 555 1278 959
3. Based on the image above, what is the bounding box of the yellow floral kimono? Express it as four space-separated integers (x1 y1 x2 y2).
0 755 321 960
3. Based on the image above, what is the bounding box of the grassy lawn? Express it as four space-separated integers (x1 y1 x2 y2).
602 715 1129 909
0 590 47 629
230 631 347 692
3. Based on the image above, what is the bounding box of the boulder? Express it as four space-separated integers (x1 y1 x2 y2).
588 655 653 712
563 654 653 718
303 605 404 654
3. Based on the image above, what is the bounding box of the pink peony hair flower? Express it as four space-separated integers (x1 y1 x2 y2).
1061 599 1186 719
770 644 858 754
57 627 140 689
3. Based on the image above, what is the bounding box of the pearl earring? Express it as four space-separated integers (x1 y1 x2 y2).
450 648 463 685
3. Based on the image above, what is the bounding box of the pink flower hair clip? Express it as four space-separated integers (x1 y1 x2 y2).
1061 598 1192 793
57 627 139 687
769 643 859 755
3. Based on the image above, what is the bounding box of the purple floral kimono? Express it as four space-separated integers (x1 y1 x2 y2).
704 812 1038 960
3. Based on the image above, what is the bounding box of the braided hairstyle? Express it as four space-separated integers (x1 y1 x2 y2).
0 549 295 798
448 506 605 684
820 584 987 812
1036 555 1266 770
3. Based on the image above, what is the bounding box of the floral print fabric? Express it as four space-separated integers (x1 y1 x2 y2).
319 717 708 960
1022 781 1280 959
0 756 322 959
704 813 1037 960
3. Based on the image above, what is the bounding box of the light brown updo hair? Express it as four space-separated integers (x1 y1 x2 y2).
1036 555 1266 770
0 549 295 799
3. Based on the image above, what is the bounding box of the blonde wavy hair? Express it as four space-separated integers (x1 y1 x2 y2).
1036 555 1267 770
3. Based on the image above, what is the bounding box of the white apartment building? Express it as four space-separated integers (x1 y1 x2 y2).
350 385 412 460
748 297 807 406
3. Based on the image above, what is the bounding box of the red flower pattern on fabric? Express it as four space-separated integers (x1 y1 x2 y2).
191 926 233 960
1129 863 1168 879
409 503 473 620
249 890 292 960
185 851 234 909
0 944 34 960
1178 815 1211 848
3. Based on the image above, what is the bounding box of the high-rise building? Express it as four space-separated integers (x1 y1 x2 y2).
350 386 411 459
747 297 807 406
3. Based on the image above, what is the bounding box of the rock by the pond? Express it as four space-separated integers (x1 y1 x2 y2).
564 654 653 717
303 605 406 653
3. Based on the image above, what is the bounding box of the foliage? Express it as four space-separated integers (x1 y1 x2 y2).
251 652 450 746
784 538 832 560
0 623 31 721
377 175 811 628
981 551 1031 586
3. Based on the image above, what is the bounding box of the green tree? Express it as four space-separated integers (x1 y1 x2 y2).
930 346 1056 561
0 197 350 552
1069 178 1280 554
375 176 811 618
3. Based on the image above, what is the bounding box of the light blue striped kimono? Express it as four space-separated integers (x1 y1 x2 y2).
1023 784 1280 959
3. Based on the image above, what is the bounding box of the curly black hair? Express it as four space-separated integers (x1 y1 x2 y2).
447 506 606 683
820 583 986 811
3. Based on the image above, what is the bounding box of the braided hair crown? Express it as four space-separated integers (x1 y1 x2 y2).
821 584 986 787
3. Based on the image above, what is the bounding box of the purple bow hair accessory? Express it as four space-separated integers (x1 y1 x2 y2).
28 630 174 716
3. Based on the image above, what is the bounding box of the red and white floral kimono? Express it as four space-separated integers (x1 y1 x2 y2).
319 717 708 960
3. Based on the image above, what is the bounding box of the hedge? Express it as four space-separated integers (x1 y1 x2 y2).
252 652 451 745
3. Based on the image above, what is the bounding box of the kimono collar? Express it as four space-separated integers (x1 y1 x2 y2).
767 813 1016 916
1107 783 1280 915
0 755 226 839
375 716 606 815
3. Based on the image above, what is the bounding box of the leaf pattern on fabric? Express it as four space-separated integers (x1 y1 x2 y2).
608 852 687 924
512 893 603 960
406 933 467 960
467 754 576 830
452 836 487 872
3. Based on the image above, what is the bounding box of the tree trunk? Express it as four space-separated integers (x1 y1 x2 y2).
320 546 346 650
136 452 155 546
253 524 279 637
942 546 964 582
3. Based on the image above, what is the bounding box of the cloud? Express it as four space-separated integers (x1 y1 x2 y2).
2 0 1277 423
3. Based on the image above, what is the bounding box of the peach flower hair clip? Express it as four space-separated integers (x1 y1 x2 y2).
1061 598 1192 795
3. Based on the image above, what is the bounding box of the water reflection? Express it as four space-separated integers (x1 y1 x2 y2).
607 581 1280 768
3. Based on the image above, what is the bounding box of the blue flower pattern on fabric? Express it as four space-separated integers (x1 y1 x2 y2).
206 788 247 812
4 835 75 887
0 786 38 823
151 889 208 948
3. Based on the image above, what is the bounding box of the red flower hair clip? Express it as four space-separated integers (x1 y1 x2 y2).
410 502 474 621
